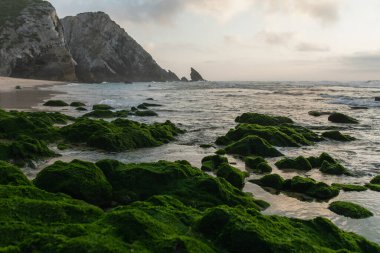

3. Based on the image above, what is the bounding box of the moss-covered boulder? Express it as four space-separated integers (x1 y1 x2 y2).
134 110 158 117
329 201 373 219
328 113 359 124
320 161 351 175
332 183 367 192
201 155 228 171
70 102 86 107
370 175 380 184
245 157 272 173
275 156 312 171
306 152 338 168
366 184 380 192
322 131 355 141
83 109 115 118
250 174 284 190
34 160 112 206
43 100 68 107
92 104 114 110
216 163 247 189
308 111 331 117
235 113 293 125
224 135 283 157
75 106 87 111
0 161 30 186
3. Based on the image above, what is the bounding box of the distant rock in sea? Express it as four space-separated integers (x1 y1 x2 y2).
190 67 205 81
181 77 189 82
61 12 179 83
0 0 76 81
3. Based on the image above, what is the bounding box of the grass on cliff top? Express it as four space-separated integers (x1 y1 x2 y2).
0 0 43 28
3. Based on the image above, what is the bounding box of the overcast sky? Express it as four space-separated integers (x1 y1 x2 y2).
50 0 380 81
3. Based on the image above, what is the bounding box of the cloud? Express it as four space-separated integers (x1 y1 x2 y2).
296 42 330 52
256 31 295 45
342 51 380 70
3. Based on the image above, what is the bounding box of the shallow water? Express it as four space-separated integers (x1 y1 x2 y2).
33 81 380 244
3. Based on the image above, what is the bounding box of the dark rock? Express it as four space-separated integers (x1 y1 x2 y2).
181 77 189 82
322 131 355 141
350 106 368 110
329 201 373 219
134 110 158 117
308 111 331 117
43 100 68 107
319 161 351 175
92 104 114 110
250 174 284 190
370 175 380 184
245 157 272 173
224 135 283 157
275 156 312 171
70 102 86 107
61 12 179 83
190 67 205 81
328 113 359 124
331 183 367 192
75 106 87 111
375 97 380 102
235 112 293 125
0 160 31 186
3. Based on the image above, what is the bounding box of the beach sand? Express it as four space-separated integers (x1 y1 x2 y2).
0 77 66 109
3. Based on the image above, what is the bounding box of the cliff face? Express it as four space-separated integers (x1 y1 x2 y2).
0 0 76 81
62 12 179 83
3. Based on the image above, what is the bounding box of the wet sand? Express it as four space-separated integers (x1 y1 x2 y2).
0 77 67 109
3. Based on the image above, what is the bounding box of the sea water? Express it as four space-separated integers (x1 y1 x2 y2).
34 81 380 244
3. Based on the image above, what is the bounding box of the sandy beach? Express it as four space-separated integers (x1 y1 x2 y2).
0 77 66 109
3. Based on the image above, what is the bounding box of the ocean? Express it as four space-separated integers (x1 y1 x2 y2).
32 80 380 244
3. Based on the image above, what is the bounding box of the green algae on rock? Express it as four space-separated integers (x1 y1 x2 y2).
275 156 312 171
224 135 283 157
320 161 351 175
329 201 373 219
328 112 359 124
83 109 115 118
92 104 114 110
322 130 355 141
70 102 86 107
332 183 368 192
134 110 158 117
201 155 228 171
370 175 380 184
366 184 380 192
0 161 30 186
250 174 284 190
245 156 272 173
75 106 87 111
43 100 69 107
235 112 293 125
34 160 112 207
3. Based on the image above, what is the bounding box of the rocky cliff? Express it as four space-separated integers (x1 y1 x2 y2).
62 12 179 83
0 0 76 81
190 67 205 81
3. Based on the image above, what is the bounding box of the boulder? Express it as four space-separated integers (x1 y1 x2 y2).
328 113 359 124
329 201 373 219
190 67 205 81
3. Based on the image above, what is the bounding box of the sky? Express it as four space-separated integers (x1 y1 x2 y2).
49 0 380 81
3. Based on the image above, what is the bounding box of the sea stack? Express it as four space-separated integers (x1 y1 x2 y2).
190 67 205 81
0 0 76 81
62 12 179 83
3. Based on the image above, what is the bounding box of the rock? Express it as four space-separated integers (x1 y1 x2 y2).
224 135 283 157
34 160 112 206
322 130 355 141
75 106 87 111
216 163 248 189
235 112 293 125
0 0 76 81
370 175 380 184
83 109 115 118
375 97 380 102
366 184 380 192
92 104 114 110
181 77 189 82
134 110 158 117
201 155 228 171
351 106 368 110
70 102 86 107
250 174 284 190
275 156 312 171
328 112 359 124
319 161 351 175
329 201 373 219
43 100 69 107
190 67 205 81
61 12 179 83
308 111 331 117
332 183 367 192
0 160 31 186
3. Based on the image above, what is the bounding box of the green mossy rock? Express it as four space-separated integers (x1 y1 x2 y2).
43 100 69 107
92 104 114 110
322 131 355 141
370 175 380 184
70 102 86 107
96 159 264 210
137 104 148 109
275 156 312 171
83 109 115 118
75 106 87 111
60 118 183 152
134 110 158 117
329 201 373 219
256 162 273 173
320 161 351 175
308 111 331 117
34 160 112 207
328 113 359 124
216 163 248 189
366 184 380 192
235 112 293 125
201 155 228 171
225 135 283 157
250 174 284 190
197 205 379 253
307 152 337 168
245 156 265 168
332 183 368 192
0 161 30 186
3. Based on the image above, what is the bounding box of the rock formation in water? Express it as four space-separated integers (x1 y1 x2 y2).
61 12 179 83
0 0 76 81
190 67 205 81
181 77 189 82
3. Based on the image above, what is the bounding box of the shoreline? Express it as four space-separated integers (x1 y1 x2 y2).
0 77 68 109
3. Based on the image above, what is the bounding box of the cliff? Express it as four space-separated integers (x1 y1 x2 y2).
61 12 179 83
0 0 76 81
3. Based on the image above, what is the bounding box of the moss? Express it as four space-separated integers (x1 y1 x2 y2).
308 111 330 117
328 113 359 124
306 152 337 168
370 175 380 184
92 104 114 110
83 109 115 118
60 118 183 152
245 157 272 173
224 135 283 157
235 112 293 125
275 156 312 171
70 102 86 107
250 174 284 190
200 144 214 148
366 184 380 192
75 106 87 111
332 184 367 192
0 161 30 186
329 201 373 219
57 143 68 150
320 161 351 176
216 163 248 189
43 100 69 107
34 160 112 207
201 155 228 171
322 131 355 141
134 110 158 117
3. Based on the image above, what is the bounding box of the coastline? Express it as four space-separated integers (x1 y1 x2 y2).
0 77 67 109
